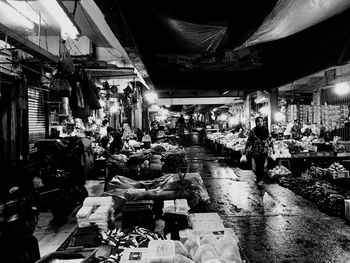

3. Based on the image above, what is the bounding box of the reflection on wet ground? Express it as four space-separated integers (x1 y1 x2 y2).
186 145 350 263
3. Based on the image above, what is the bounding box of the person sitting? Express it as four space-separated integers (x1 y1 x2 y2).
109 131 123 154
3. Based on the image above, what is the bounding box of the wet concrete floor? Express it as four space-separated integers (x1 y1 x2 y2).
186 145 350 263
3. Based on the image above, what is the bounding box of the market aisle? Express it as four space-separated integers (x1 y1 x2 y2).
186 145 350 263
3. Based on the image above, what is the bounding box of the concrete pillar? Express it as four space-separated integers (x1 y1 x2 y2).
244 95 251 130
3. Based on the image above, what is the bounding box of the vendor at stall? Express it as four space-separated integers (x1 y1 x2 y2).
244 116 274 186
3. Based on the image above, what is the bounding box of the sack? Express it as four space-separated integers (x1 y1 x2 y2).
240 154 247 164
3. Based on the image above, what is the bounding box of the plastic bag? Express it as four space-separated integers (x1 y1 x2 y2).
200 233 217 248
174 254 196 263
193 244 218 263
215 235 241 261
175 241 190 258
240 154 247 164
183 238 199 259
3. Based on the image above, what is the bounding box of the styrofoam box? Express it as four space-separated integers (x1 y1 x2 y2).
163 200 175 213
189 213 222 222
147 240 175 263
192 220 225 235
83 197 113 206
120 248 148 263
175 199 190 212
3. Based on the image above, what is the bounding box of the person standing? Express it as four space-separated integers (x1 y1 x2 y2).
244 117 273 186
176 114 185 135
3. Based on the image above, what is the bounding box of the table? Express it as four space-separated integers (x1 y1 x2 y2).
273 154 350 175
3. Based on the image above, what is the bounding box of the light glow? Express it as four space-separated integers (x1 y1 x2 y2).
144 91 158 104
160 108 169 116
40 0 79 39
0 1 34 29
334 82 350 95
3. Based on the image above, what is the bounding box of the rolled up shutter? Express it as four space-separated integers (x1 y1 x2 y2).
28 88 46 154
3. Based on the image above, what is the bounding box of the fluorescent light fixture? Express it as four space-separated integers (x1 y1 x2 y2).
334 82 350 95
0 1 34 30
6 1 40 24
222 90 229 95
144 91 158 104
40 0 79 39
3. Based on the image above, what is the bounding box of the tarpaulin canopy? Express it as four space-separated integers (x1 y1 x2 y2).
164 17 227 53
241 0 350 48
120 3 227 54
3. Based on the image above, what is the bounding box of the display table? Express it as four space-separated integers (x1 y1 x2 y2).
274 154 350 172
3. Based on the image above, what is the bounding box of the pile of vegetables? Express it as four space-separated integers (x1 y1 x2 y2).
287 144 304 154
268 165 291 179
163 149 188 173
151 145 166 154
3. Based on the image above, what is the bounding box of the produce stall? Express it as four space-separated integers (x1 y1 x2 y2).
206 132 247 165
51 201 249 263
269 162 350 220
270 135 350 175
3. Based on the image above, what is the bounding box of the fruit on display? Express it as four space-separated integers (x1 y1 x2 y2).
308 166 327 180
287 144 304 154
326 162 347 174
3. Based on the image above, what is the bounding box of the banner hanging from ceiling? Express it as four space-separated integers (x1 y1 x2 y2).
240 0 350 48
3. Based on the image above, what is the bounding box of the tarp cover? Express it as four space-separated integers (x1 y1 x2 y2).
104 173 210 207
241 0 350 48
163 17 227 53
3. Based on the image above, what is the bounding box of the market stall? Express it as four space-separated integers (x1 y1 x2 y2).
206 132 247 165
45 196 249 263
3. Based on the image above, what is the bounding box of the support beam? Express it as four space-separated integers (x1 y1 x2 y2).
157 97 238 106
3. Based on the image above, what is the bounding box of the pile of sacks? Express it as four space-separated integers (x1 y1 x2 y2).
76 197 114 232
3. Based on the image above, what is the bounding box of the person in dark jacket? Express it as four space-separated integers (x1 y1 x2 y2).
244 117 273 186
109 131 123 154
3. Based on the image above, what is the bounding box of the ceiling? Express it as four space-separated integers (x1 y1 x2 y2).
96 1 350 97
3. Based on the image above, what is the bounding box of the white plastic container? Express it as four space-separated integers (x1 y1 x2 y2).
147 240 175 263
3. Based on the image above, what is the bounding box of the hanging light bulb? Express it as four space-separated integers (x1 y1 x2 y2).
334 82 350 95
144 91 158 104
